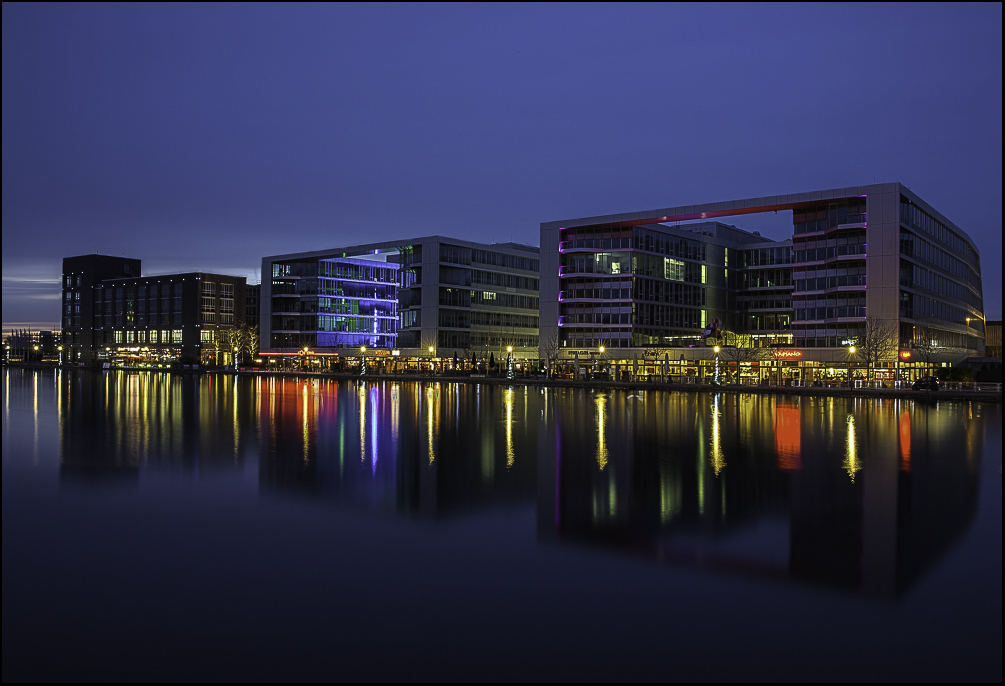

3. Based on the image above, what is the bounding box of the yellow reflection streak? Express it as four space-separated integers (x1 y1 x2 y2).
844 413 860 481
359 384 367 463
710 395 725 476
426 385 436 465
595 394 608 471
303 382 310 465
504 387 515 468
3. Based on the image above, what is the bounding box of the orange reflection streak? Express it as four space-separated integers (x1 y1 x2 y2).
774 405 802 470
898 410 911 472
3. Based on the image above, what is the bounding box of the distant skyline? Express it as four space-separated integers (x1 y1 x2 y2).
3 3 1001 332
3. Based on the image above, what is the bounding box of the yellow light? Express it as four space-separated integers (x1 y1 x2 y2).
849 346 856 354
429 346 434 354
360 346 366 353
599 346 605 354
713 346 720 353
507 346 513 353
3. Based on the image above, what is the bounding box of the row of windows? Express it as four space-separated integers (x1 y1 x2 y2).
900 200 977 264
560 253 708 283
744 314 792 331
111 329 184 344
899 230 981 289
318 280 397 300
739 270 792 289
738 296 792 310
466 333 539 349
471 248 539 273
899 262 983 311
471 270 538 291
202 312 235 325
316 314 397 334
741 247 793 267
560 227 710 262
469 311 539 329
899 293 972 327
471 291 538 310
319 260 399 284
793 199 867 234
793 306 866 321
794 243 867 263
794 275 867 292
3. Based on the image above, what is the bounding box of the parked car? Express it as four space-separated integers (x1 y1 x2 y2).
912 376 940 391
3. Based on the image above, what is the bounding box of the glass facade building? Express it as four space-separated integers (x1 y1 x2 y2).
262 236 540 359
541 183 985 377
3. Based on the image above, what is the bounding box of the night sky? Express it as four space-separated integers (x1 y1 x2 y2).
3 3 1001 331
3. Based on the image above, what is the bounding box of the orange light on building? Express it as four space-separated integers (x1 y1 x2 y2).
773 349 803 360
899 349 912 361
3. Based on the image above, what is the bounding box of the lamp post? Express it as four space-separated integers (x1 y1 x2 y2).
360 346 367 376
506 345 514 381
429 346 435 374
713 345 721 385
58 345 63 367
847 345 857 388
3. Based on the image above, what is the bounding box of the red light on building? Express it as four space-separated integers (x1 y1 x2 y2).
899 349 912 361
773 349 803 360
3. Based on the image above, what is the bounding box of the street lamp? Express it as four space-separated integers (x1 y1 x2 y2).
713 345 721 385
58 345 63 367
429 346 435 374
847 345 857 387
360 345 367 376
506 345 514 380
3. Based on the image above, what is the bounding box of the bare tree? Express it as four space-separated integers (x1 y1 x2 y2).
540 330 561 378
230 324 250 365
717 330 770 383
853 318 899 381
247 325 260 359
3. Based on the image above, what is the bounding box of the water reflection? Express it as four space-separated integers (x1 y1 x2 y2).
538 391 984 598
2 369 991 598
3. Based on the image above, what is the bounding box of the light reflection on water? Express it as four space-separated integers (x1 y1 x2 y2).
0 368 996 599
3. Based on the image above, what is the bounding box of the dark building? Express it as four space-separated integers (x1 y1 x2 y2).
62 255 142 365
62 254 246 366
246 283 261 329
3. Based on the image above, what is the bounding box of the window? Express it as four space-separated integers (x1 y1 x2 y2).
172 329 183 343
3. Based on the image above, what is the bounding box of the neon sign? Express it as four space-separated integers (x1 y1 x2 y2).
773 349 803 360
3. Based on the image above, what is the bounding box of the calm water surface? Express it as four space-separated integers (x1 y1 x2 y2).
3 368 1001 681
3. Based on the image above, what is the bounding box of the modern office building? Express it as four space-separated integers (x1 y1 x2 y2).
261 237 540 363
541 183 985 381
62 254 247 366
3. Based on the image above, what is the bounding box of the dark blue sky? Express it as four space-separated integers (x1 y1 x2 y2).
3 3 1001 330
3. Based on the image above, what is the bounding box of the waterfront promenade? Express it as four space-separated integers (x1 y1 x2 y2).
5 362 1001 401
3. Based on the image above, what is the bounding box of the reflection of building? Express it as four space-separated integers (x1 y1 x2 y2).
541 183 986 376
261 237 540 360
537 392 981 597
62 254 247 365
257 380 538 517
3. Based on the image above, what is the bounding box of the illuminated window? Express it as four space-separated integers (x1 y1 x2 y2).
201 330 215 343
172 329 183 344
664 258 685 281
114 331 123 344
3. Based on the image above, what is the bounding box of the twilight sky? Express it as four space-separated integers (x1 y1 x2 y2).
3 2 1002 332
